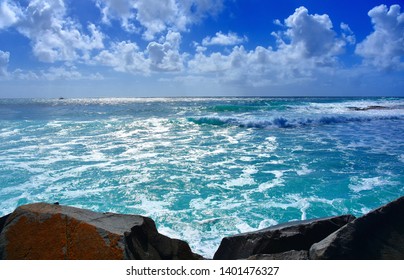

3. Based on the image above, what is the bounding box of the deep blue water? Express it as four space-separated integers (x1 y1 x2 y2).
0 97 403 257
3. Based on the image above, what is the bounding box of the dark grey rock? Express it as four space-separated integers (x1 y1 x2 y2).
348 106 390 111
124 216 203 260
213 215 355 260
310 196 404 260
247 250 309 260
0 214 10 236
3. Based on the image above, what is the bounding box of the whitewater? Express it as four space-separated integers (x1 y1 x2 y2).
0 97 403 258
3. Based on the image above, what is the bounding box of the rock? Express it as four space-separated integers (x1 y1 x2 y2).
247 250 309 260
310 196 404 260
348 105 390 111
0 214 10 235
0 203 200 260
213 215 355 260
124 217 203 260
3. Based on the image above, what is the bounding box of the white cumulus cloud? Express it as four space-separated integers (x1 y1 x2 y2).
94 30 185 74
94 40 149 74
356 4 404 70
15 0 104 63
340 22 356 45
188 6 347 86
147 31 184 71
0 50 10 77
95 0 224 40
0 0 22 29
134 0 184 40
275 6 345 60
202 31 247 46
95 0 135 26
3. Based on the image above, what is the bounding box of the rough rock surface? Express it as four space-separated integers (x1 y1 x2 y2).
247 250 309 260
0 203 200 260
124 217 202 260
0 214 9 235
310 196 404 260
213 215 355 260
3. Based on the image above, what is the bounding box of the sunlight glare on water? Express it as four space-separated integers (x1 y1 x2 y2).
0 97 403 258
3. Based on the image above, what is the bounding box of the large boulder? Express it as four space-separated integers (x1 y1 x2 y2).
213 215 355 260
310 196 404 259
0 203 201 260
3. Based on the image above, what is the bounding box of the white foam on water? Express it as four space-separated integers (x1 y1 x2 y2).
61 187 106 199
158 220 223 258
285 195 328 220
266 159 284 164
212 127 240 144
297 199 310 220
211 148 227 155
265 136 277 142
210 158 237 167
222 165 258 189
239 156 253 162
360 207 372 215
225 177 255 188
258 218 279 229
349 176 396 193
255 137 277 154
2 160 45 174
113 127 143 139
243 166 258 175
0 128 21 137
135 194 172 216
235 221 255 233
195 217 222 225
0 193 32 216
157 225 185 242
189 197 214 210
190 195 252 218
296 164 313 176
258 170 285 191
292 145 304 152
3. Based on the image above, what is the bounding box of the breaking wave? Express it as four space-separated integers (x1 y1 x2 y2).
188 115 402 129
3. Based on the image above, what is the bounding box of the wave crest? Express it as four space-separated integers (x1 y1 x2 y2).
188 115 401 129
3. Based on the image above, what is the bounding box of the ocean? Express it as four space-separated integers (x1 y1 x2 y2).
0 96 403 258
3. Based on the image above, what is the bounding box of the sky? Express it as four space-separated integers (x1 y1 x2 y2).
0 0 403 97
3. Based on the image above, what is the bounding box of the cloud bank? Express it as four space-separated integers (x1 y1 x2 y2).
0 0 403 95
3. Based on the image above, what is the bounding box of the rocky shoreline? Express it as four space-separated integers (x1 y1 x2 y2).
1 196 404 260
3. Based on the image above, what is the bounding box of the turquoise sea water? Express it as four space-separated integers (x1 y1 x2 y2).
0 97 403 257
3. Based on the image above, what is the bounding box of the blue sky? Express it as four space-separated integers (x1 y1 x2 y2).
0 0 403 97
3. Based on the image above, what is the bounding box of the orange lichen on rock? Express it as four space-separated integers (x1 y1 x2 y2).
0 203 126 260
2 207 124 260
65 218 123 260
5 214 68 259
0 203 202 260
